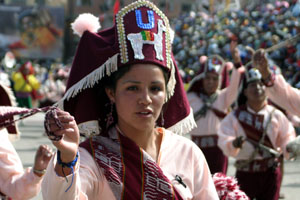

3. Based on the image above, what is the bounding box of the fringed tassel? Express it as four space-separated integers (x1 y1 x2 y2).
167 107 197 135
63 53 119 101
166 61 176 100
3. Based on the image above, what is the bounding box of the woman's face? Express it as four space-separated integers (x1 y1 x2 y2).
106 63 166 133
244 80 266 103
202 72 219 96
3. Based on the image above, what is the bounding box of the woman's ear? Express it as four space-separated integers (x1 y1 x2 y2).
105 87 115 103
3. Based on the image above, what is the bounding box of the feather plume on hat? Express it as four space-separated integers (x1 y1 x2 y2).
71 13 101 37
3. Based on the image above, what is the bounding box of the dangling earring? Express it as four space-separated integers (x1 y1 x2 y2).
106 102 114 128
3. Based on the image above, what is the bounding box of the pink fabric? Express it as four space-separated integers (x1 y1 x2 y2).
42 129 219 200
0 129 42 199
188 67 243 136
217 105 296 160
266 74 300 117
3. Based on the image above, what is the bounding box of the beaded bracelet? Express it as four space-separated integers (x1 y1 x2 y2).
57 151 79 192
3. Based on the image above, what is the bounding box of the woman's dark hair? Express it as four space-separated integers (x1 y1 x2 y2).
94 64 170 133
237 74 247 107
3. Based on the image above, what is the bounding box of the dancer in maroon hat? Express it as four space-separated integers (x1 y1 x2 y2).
187 41 245 174
217 64 297 200
42 1 218 199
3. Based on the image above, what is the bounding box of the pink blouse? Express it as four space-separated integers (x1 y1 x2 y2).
217 105 296 160
266 74 300 117
0 129 43 200
188 67 244 136
42 129 219 200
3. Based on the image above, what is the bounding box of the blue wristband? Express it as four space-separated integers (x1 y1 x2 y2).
57 151 79 192
57 151 78 168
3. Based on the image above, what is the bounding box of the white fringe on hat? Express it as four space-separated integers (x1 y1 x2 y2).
168 107 197 135
59 53 119 106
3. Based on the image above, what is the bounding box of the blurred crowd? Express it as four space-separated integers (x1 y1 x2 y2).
1 0 300 109
0 53 70 109
172 0 300 86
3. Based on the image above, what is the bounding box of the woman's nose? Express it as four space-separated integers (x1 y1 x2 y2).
138 89 152 105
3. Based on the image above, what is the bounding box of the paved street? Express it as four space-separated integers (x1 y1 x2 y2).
12 112 300 200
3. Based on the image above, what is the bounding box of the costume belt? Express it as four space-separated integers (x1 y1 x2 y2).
191 135 218 148
235 157 280 173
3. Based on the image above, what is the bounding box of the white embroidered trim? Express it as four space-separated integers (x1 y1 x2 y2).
127 19 166 61
167 107 197 135
78 120 101 137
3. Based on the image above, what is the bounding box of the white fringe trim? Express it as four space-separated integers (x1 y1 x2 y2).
167 107 197 135
63 53 119 101
166 60 176 100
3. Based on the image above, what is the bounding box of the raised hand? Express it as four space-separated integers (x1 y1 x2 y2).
230 40 242 64
33 144 53 177
44 108 80 163
252 49 271 79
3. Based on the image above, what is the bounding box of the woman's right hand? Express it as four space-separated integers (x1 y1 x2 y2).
45 108 79 163
252 49 271 79
230 41 242 64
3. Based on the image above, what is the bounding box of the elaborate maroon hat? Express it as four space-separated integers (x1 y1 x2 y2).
0 83 20 137
57 0 196 136
187 54 230 94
